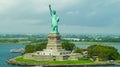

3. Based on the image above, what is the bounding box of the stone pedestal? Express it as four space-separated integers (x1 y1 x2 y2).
46 33 62 51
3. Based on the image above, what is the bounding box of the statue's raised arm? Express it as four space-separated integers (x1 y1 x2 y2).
49 4 52 16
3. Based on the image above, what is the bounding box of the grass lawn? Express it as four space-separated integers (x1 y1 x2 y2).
14 56 94 65
13 56 120 65
114 60 120 62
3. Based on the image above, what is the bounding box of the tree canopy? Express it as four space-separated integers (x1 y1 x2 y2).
87 45 120 60
24 45 36 53
62 42 76 51
74 47 82 53
24 42 47 54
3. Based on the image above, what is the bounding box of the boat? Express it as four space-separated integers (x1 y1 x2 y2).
10 48 24 53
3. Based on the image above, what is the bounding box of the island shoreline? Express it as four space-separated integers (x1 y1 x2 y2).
7 57 118 67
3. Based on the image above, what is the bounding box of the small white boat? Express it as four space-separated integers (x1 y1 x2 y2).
10 48 24 53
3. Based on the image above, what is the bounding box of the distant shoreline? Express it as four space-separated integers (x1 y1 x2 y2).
0 43 25 45
0 43 26 45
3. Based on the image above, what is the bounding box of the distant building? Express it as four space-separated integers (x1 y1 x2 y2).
63 38 80 41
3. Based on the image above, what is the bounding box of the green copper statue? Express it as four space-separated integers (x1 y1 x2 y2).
49 4 59 34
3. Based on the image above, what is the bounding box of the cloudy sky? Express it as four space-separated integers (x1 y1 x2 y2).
0 0 120 34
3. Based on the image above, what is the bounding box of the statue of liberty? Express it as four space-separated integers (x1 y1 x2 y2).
49 4 59 34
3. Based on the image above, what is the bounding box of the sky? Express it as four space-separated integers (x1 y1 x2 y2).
0 0 120 34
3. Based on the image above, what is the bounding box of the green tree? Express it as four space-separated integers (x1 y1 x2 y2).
87 45 120 60
62 42 76 51
35 42 47 51
24 45 35 53
24 42 47 54
74 47 82 53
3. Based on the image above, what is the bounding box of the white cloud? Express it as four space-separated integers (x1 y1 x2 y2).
87 11 97 17
0 0 81 14
66 10 79 15
0 0 17 13
52 0 81 10
14 19 42 25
